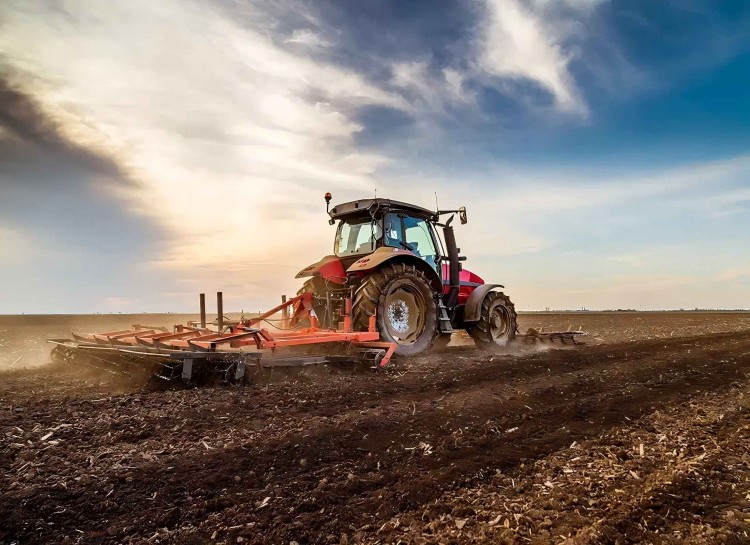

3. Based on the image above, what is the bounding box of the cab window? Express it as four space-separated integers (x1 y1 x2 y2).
384 213 438 269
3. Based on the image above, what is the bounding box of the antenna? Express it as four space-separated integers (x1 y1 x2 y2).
434 191 439 212
374 188 377 198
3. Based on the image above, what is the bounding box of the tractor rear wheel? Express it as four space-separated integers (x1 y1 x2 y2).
353 263 438 356
468 291 517 347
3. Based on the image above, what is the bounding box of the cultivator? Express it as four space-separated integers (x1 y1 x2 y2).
48 292 396 385
48 194 587 385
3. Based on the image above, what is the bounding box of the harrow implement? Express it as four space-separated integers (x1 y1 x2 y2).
48 292 396 385
518 327 586 344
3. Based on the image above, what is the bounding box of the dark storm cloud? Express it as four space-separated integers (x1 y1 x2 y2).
0 67 130 186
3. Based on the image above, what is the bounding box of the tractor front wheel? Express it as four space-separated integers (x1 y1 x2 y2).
353 263 438 356
468 291 517 347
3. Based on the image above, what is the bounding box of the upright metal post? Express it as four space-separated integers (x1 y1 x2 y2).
217 291 224 333
281 295 288 329
199 293 206 328
343 297 352 332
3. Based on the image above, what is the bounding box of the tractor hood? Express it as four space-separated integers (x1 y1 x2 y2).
295 255 347 284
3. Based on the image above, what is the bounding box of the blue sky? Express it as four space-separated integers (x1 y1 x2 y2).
1 0 749 313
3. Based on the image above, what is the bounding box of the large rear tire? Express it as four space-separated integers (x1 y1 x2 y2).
468 291 517 347
353 263 438 356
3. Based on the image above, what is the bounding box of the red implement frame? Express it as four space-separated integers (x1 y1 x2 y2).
69 293 395 369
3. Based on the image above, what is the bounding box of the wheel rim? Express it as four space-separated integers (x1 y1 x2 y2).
489 303 511 340
384 283 426 344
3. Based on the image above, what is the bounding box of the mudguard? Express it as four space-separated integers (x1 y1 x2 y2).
347 247 442 292
295 255 347 284
462 283 505 322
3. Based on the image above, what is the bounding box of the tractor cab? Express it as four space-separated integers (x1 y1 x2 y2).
332 201 440 272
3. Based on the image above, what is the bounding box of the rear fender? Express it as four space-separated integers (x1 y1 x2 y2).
295 255 346 284
462 284 505 322
347 247 442 293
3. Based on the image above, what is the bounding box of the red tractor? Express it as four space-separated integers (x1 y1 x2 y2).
49 195 585 384
295 195 517 356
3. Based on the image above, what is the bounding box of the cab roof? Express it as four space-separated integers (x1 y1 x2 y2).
329 198 436 221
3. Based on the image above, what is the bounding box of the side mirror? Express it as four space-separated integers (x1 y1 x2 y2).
458 206 468 225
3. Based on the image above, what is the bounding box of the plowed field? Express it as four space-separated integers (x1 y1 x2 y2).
1 312 749 544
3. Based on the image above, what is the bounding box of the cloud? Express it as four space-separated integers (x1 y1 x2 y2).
1 0 747 313
285 28 333 48
0 69 128 186
385 0 604 118
479 0 585 114
390 61 475 115
690 187 750 217
531 0 606 12
0 0 418 308
378 152 750 266
0 4 399 193
481 153 750 214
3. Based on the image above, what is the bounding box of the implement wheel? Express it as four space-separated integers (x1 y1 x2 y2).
353 263 438 356
468 291 517 347
50 345 73 365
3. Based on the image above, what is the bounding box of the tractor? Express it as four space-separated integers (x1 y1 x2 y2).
295 195 517 356
47 194 584 384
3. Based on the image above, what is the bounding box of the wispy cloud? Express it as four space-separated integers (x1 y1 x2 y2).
390 61 475 115
478 0 599 115
386 0 606 118
285 28 333 48
687 187 750 217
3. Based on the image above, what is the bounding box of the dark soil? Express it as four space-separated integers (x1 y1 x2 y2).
1 324 750 544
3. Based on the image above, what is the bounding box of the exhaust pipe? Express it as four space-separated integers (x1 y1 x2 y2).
443 216 460 309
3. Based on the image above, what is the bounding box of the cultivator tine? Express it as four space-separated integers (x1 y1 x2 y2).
108 330 157 340
519 327 586 344
148 330 203 348
71 332 96 343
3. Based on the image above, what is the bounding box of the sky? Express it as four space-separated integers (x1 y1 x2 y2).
1 0 750 314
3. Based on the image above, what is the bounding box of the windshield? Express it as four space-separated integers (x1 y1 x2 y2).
335 217 383 256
